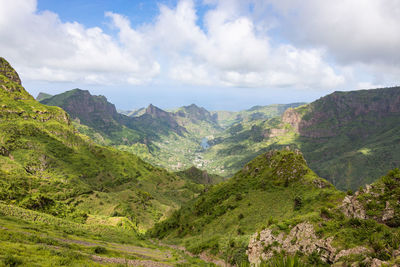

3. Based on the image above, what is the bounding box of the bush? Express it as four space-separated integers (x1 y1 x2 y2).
93 246 107 254
294 196 303 211
3 254 23 267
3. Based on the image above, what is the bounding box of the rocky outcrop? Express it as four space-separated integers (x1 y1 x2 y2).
0 57 21 85
382 201 395 222
282 108 302 132
334 246 371 262
340 194 367 219
41 89 122 133
247 222 372 265
247 222 337 265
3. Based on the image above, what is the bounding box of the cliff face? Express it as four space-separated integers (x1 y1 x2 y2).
175 104 217 123
283 87 400 138
0 57 21 85
41 89 123 133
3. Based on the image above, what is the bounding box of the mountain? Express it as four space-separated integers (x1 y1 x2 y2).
40 90 302 176
41 89 127 135
202 87 400 190
211 103 305 128
151 149 400 266
175 166 225 185
36 92 53 101
40 90 189 149
0 57 203 231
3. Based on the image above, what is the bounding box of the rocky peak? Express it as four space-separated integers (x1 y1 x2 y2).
176 103 216 123
145 104 170 118
41 89 121 132
0 57 21 85
36 92 53 101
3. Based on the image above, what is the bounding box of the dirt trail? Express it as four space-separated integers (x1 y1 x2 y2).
91 255 173 267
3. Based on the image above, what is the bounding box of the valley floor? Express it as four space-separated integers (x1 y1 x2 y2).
0 203 213 267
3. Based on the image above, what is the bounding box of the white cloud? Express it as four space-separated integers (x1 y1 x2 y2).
150 0 344 88
263 0 400 66
0 0 346 89
0 0 159 85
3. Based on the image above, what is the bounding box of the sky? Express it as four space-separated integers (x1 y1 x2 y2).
1 0 399 111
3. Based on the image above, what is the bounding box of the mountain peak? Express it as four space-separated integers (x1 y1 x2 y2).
0 57 21 85
36 92 53 101
145 104 169 117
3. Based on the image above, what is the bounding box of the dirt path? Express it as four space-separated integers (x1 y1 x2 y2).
91 255 173 267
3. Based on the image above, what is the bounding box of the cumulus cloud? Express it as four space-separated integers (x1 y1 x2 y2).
262 0 400 66
0 0 347 89
150 0 344 88
0 0 159 85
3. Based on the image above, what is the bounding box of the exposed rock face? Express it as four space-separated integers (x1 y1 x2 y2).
334 246 371 262
175 104 217 123
142 104 187 135
247 222 371 265
0 57 22 85
282 108 302 132
282 87 400 138
42 89 122 133
247 222 336 264
340 194 367 219
382 201 395 222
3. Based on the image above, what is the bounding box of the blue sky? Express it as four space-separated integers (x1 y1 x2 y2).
1 0 399 111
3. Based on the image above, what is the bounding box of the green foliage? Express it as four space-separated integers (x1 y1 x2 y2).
2 254 23 267
261 254 311 267
93 246 107 254
150 150 342 259
0 58 201 231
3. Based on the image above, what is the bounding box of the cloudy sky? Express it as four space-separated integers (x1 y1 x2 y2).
1 0 399 110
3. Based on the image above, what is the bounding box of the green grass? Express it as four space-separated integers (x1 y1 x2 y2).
0 57 204 231
150 150 344 265
0 203 213 266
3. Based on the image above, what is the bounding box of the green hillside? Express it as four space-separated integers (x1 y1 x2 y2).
40 90 302 176
203 87 400 190
151 150 400 266
175 166 225 185
150 150 343 264
0 57 203 231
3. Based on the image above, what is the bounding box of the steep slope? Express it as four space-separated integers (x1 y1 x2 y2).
284 87 400 190
204 87 400 190
175 166 225 185
0 57 202 231
247 168 400 266
211 103 305 128
35 92 52 101
152 149 400 266
150 150 343 264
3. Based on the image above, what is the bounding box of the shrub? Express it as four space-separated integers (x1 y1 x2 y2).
3 254 23 267
93 246 107 254
294 196 303 211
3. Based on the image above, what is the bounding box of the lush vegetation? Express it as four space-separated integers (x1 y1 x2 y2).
0 57 204 231
150 150 344 265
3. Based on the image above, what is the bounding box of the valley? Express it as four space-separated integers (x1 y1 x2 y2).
2 55 400 266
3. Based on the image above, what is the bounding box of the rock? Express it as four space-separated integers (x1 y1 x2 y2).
247 222 336 265
370 258 386 267
334 246 371 262
382 201 395 221
393 248 400 258
340 195 367 219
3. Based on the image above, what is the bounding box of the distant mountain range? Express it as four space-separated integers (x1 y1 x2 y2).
38 89 302 175
37 86 400 190
3 56 400 266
